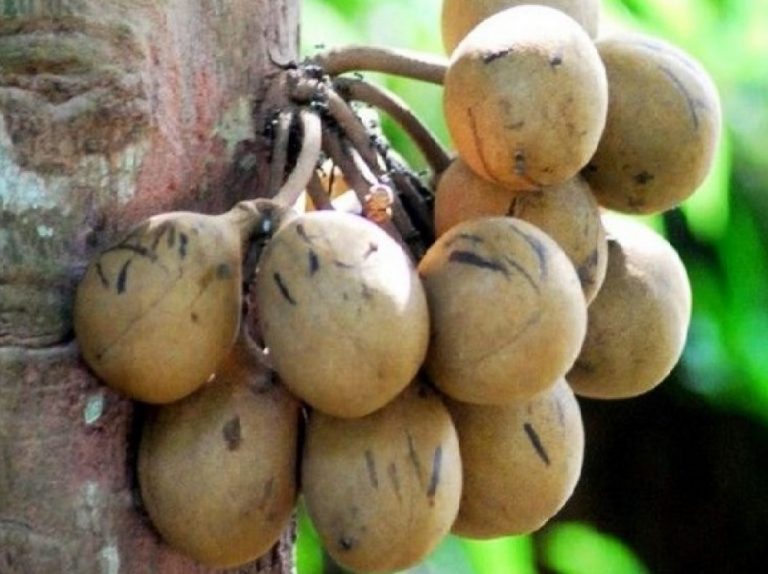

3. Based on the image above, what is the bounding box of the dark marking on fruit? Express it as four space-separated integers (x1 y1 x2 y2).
445 233 485 248
468 107 499 183
104 242 156 261
333 259 355 270
365 450 379 489
216 263 233 279
515 151 527 175
179 233 189 258
449 250 509 277
502 256 539 292
167 225 176 248
627 195 646 210
308 250 320 275
549 52 564 68
407 433 425 483
364 242 379 259
508 225 548 280
274 273 296 305
388 462 403 502
555 398 566 428
190 312 199 323
483 48 513 64
222 416 242 451
116 259 132 294
659 66 702 130
524 422 550 466
361 282 373 300
259 477 275 510
150 222 170 251
296 223 314 244
506 120 525 130
95 262 110 288
338 536 356 551
427 445 443 502
634 171 655 185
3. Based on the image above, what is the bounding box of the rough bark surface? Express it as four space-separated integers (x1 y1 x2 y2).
0 1 299 572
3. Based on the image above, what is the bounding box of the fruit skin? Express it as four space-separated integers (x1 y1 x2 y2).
442 0 600 54
137 333 300 568
302 383 462 573
435 159 607 304
568 216 692 399
443 5 608 190
419 217 587 404
584 34 722 214
74 210 242 403
448 378 584 538
255 210 430 418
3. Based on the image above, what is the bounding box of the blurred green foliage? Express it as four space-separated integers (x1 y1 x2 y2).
296 0 768 571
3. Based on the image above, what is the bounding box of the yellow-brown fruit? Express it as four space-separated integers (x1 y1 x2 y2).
435 160 608 303
75 210 243 403
138 333 300 568
568 216 692 398
433 157 521 236
419 217 587 404
448 379 584 538
509 176 607 304
443 5 608 190
442 0 600 54
584 34 722 213
302 383 462 573
255 211 429 418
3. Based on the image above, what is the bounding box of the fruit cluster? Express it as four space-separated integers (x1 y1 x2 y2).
73 0 720 571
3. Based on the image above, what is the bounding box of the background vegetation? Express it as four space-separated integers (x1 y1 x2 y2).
296 1 768 571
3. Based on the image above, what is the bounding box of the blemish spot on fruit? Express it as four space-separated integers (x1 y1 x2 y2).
634 171 655 185
523 422 551 466
449 250 509 277
483 48 513 64
216 263 233 279
116 259 132 294
364 242 379 259
179 233 189 258
509 225 549 280
659 65 702 129
167 225 176 248
309 249 320 275
222 416 242 451
549 51 564 68
274 273 297 305
446 233 485 248
95 262 110 289
388 462 403 502
190 312 199 324
365 450 379 489
84 393 105 425
259 477 275 510
427 445 443 502
407 433 425 483
296 223 314 244
338 536 356 551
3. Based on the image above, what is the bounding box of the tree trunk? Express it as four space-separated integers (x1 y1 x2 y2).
0 1 299 572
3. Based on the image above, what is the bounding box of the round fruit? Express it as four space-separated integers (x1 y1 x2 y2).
255 210 430 418
448 378 584 538
442 0 600 54
419 217 587 404
302 383 462 573
435 160 607 304
75 210 243 403
443 5 608 190
138 332 300 568
584 33 722 214
568 216 692 398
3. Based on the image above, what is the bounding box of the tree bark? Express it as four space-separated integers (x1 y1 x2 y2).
0 1 299 572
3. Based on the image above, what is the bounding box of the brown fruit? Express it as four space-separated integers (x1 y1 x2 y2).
255 210 429 418
584 33 722 213
435 159 608 303
568 216 692 398
449 379 584 538
443 5 607 190
138 332 300 568
442 0 601 54
419 217 587 404
302 383 462 573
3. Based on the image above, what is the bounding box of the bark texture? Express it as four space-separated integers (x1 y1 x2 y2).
0 1 299 572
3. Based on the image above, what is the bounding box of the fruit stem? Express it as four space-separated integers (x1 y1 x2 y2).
310 45 448 85
273 108 323 206
306 170 334 211
334 77 452 175
268 108 295 197
326 88 380 169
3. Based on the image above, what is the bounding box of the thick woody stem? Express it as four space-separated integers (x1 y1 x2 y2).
268 109 295 197
310 45 448 85
272 108 323 206
306 170 334 210
335 77 452 175
326 88 380 169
